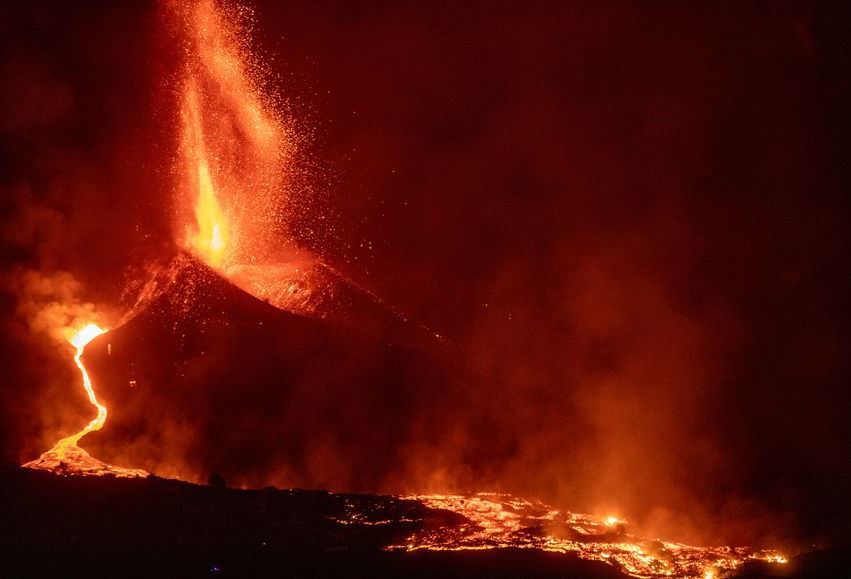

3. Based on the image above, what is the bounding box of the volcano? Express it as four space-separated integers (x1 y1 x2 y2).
14 250 796 578
77 250 456 490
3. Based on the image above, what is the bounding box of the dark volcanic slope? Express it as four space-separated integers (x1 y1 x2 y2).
0 467 632 579
80 253 462 489
2 469 848 578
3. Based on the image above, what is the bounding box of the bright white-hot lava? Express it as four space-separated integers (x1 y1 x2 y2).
23 323 147 478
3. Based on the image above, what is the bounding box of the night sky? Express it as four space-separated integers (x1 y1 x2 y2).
1 0 850 549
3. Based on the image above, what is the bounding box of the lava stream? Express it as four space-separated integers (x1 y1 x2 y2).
23 324 147 478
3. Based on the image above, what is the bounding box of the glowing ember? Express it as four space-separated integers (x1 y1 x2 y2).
175 0 293 270
23 323 147 478
169 0 329 318
388 493 787 578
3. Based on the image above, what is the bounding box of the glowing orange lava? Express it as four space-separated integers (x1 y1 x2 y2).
169 0 332 316
168 7 792 574
387 493 787 578
175 0 290 273
182 81 231 268
23 323 147 478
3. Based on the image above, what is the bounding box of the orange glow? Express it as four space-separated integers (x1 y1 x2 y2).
385 493 787 578
174 0 292 274
187 156 230 268
180 75 232 269
23 323 147 478
66 323 107 437
15 4 794 576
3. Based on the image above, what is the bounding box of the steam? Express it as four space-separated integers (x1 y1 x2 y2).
7 270 107 343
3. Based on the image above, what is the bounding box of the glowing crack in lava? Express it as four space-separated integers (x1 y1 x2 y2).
387 494 787 578
23 324 147 478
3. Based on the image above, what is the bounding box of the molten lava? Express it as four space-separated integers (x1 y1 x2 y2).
182 82 231 268
23 323 147 478
389 493 787 578
176 0 290 272
171 0 336 317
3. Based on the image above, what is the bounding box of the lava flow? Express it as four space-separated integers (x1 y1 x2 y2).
389 494 787 578
23 323 147 478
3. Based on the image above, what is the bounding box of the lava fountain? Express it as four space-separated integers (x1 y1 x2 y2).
176 0 288 272
171 0 338 318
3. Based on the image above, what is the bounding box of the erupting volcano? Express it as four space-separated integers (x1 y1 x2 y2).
4 0 850 577
174 0 328 315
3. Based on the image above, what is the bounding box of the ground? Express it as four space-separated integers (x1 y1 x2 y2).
2 466 849 578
